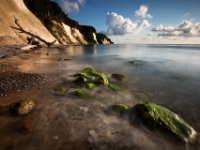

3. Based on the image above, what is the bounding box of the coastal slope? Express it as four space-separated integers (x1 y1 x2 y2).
0 0 57 46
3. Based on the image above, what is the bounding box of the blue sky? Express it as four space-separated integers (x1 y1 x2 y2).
51 0 200 44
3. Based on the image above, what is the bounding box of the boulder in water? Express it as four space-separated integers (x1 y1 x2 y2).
112 104 129 115
109 84 121 92
135 102 197 143
9 99 35 115
111 74 128 82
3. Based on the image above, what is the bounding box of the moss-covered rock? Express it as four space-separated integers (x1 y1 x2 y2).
135 102 197 143
54 86 68 95
74 67 109 85
9 99 35 115
95 74 109 85
109 84 121 92
74 72 95 80
74 76 87 83
112 104 129 115
72 85 81 88
81 67 95 73
87 83 95 90
111 74 128 82
75 90 89 98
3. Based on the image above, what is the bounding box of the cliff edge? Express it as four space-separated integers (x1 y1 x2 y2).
0 0 57 46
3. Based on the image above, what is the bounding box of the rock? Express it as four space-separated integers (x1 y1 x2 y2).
64 58 71 61
74 72 94 80
109 84 121 92
111 74 128 82
74 76 87 83
75 90 89 98
112 104 129 115
9 99 35 115
19 111 41 132
81 67 95 73
74 67 109 85
135 102 197 143
95 74 109 85
87 83 95 90
54 86 68 95
72 85 81 88
130 61 136 64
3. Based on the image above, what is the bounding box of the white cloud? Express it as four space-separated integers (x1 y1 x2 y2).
152 21 200 37
59 0 85 13
135 5 153 19
102 12 151 36
147 32 153 36
184 13 190 16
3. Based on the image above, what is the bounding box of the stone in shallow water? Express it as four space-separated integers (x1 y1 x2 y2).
9 99 35 115
112 104 129 115
87 83 95 90
75 90 89 98
135 102 197 143
111 74 128 82
54 86 68 95
19 111 42 132
109 84 121 92
74 76 87 83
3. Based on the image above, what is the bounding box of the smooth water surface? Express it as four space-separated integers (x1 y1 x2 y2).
0 44 200 150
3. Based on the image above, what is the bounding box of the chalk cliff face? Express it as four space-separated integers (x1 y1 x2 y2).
0 0 113 46
0 0 57 46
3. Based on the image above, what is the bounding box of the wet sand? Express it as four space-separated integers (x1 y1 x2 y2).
0 45 199 150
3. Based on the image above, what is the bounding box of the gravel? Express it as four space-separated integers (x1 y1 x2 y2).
0 71 50 96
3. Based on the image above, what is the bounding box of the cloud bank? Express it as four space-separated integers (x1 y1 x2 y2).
135 5 153 19
59 0 85 13
152 21 200 37
102 12 151 36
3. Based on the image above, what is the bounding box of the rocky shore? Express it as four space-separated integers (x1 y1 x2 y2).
0 45 52 96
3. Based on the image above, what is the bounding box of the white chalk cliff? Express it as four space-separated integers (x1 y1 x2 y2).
0 0 111 46
0 0 57 46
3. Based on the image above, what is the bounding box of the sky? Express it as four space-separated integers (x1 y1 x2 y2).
51 0 200 44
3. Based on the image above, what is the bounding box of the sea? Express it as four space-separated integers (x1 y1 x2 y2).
0 44 200 150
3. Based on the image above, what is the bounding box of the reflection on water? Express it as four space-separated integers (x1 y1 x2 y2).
0 44 200 150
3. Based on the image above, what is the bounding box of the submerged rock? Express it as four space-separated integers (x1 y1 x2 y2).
111 74 128 82
109 84 121 92
87 83 95 90
95 74 109 85
81 67 95 73
112 104 129 115
19 111 42 132
74 72 95 80
9 99 35 115
75 90 89 98
54 86 68 95
74 76 87 83
135 102 197 143
74 67 109 85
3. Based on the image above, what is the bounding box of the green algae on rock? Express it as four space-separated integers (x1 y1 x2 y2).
87 83 95 90
75 90 89 98
109 84 121 92
95 74 109 85
9 99 35 115
111 74 128 82
74 67 109 85
112 104 129 115
81 67 95 73
135 102 197 143
74 72 95 80
74 76 87 83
